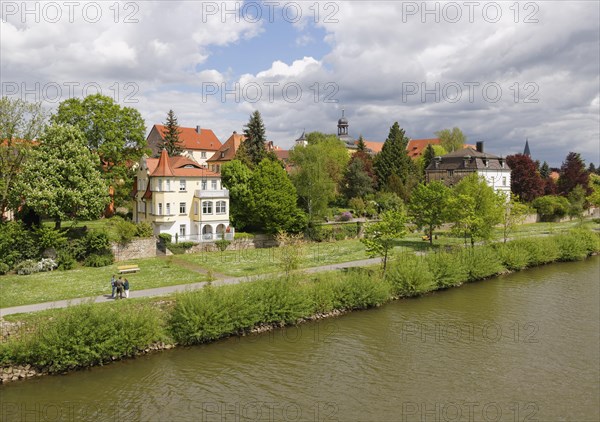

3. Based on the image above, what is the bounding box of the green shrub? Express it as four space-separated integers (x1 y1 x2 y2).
158 233 172 244
532 196 570 222
332 271 390 309
494 242 531 271
85 230 111 255
568 229 600 254
250 278 313 325
0 221 39 270
556 233 590 261
167 241 195 255
57 251 76 271
459 247 505 282
514 237 560 266
215 239 231 251
135 222 154 237
234 232 253 240
309 275 339 313
84 252 114 267
426 251 468 288
0 301 164 372
387 255 436 297
111 218 137 244
0 262 9 275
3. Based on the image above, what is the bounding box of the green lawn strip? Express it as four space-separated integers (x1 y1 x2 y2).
176 239 370 277
0 258 204 309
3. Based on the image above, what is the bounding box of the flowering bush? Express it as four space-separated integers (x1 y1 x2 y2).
339 211 353 222
15 258 58 275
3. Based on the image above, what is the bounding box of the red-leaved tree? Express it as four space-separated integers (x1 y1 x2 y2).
558 152 591 196
506 154 545 202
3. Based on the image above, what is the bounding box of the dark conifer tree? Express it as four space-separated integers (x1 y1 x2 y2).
161 109 183 156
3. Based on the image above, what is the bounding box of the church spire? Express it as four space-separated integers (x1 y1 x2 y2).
523 139 531 157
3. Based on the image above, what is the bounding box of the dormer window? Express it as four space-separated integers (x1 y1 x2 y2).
221 152 225 158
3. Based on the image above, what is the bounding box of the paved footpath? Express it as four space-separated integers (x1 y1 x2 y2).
0 258 382 317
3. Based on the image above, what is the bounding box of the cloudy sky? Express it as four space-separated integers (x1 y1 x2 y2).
1 1 598 166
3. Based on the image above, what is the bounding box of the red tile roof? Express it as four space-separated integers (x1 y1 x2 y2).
406 138 441 158
207 132 246 163
148 150 220 178
153 124 221 151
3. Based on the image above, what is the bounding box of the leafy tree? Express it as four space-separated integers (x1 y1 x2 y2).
558 152 591 196
249 159 306 233
499 194 530 243
290 133 348 220
447 174 503 246
567 185 587 220
544 176 558 195
221 160 254 230
0 97 47 221
408 181 451 244
374 122 416 191
532 195 569 221
588 174 600 208
435 127 466 152
51 94 147 206
341 156 375 200
361 209 407 274
14 124 110 229
237 110 267 168
160 109 183 156
506 154 545 202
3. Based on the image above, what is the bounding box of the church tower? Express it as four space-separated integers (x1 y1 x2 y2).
523 139 531 157
337 109 349 137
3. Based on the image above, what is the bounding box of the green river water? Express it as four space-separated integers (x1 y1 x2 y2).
1 257 599 421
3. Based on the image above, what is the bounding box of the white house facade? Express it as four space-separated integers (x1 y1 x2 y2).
133 150 234 242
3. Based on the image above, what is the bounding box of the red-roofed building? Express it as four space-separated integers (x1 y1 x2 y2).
133 149 233 242
406 138 477 159
147 124 222 167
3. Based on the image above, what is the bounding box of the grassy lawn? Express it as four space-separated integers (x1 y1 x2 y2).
0 257 205 309
177 239 370 277
1 219 596 309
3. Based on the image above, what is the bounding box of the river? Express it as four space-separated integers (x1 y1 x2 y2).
1 257 598 422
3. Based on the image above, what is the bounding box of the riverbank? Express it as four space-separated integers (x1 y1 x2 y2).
1 229 598 384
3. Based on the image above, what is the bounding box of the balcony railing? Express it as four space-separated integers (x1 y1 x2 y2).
195 189 229 199
175 231 235 243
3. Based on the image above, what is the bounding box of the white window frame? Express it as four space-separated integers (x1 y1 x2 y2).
179 179 186 191
166 203 171 215
179 224 186 237
202 201 213 214
179 202 186 214
158 203 163 215
201 151 207 159
201 180 207 190
211 180 217 190
216 201 226 215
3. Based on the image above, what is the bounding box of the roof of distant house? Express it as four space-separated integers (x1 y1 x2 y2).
426 147 510 171
148 149 220 177
406 138 441 158
152 124 221 151
207 131 246 163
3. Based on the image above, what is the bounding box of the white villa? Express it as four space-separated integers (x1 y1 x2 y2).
425 142 511 195
133 149 234 242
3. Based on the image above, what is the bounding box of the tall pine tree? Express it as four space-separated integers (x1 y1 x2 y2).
237 110 267 168
161 110 183 156
373 122 415 192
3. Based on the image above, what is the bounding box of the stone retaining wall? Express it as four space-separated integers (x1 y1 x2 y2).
111 238 157 262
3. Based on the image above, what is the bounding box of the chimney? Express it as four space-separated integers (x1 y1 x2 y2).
196 125 201 134
476 141 484 153
434 156 441 169
233 131 237 134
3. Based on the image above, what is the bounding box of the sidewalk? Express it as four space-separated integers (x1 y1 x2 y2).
0 257 382 317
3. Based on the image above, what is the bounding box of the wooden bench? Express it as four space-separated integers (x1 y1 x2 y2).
117 265 140 274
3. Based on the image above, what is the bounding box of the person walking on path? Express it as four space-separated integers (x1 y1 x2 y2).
115 277 124 299
110 275 116 298
124 279 130 298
